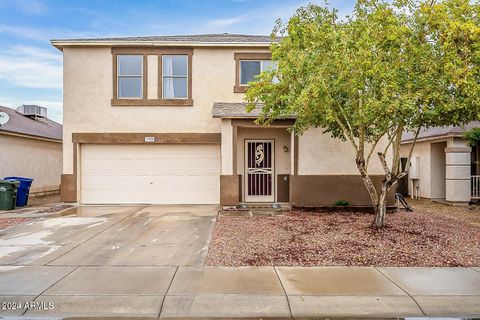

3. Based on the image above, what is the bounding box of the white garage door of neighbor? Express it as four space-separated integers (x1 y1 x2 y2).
80 144 220 204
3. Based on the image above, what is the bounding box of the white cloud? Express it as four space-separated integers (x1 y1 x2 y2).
10 0 47 15
0 99 63 123
0 24 52 42
207 14 250 28
0 23 102 42
204 1 320 32
0 45 62 89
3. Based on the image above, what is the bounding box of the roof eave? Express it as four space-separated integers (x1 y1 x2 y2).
212 115 296 119
401 132 463 144
0 129 62 143
51 40 272 51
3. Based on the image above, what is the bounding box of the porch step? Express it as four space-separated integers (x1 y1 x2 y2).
238 202 292 210
220 202 291 217
220 209 287 217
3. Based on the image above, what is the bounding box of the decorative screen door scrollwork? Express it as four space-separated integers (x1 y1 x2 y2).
245 140 274 202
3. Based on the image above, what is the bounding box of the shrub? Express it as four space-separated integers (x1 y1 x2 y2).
334 200 349 206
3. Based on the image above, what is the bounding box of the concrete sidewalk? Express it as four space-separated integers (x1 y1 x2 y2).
0 265 479 318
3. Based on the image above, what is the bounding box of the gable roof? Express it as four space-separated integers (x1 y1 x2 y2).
52 33 274 50
401 121 480 143
0 106 62 141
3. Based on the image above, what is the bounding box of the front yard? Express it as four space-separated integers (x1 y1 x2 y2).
206 199 480 267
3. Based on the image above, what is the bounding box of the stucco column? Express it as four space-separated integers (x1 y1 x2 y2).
221 119 234 175
220 119 240 205
445 146 471 204
290 131 295 175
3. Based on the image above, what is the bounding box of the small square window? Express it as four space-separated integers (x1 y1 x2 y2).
239 60 277 85
240 61 261 85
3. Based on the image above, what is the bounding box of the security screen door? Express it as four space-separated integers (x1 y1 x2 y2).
245 140 275 202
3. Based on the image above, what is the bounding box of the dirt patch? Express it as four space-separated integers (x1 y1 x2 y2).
206 202 480 267
409 198 480 226
37 204 73 214
0 218 31 230
27 193 60 206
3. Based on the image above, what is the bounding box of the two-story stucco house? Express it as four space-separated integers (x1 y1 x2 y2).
52 33 390 207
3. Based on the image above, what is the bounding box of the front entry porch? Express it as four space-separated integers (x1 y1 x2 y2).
219 117 295 206
214 102 391 208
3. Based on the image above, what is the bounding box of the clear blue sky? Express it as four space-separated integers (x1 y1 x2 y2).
0 0 355 123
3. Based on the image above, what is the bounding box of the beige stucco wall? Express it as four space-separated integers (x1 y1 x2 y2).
0 133 62 194
297 128 390 175
62 47 268 174
430 141 447 199
400 140 431 197
400 137 468 199
221 119 234 175
63 45 392 180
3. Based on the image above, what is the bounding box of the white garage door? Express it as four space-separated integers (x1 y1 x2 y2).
80 144 220 204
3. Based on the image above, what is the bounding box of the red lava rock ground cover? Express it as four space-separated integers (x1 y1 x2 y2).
0 217 31 230
206 203 480 267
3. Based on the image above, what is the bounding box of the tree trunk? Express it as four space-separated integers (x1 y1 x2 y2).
374 180 389 228
357 162 380 216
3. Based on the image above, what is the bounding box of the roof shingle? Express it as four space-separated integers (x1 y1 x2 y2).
0 106 62 141
401 121 480 142
52 33 274 44
212 102 295 119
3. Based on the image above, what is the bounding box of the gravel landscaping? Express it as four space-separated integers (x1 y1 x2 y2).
206 200 480 267
0 217 31 230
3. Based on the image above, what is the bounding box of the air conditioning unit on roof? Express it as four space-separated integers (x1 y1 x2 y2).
16 105 47 120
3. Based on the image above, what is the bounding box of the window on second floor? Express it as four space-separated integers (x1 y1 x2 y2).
117 55 143 99
234 52 273 93
112 48 193 106
240 60 276 85
162 55 188 99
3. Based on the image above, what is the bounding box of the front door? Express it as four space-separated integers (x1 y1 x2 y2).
245 140 275 202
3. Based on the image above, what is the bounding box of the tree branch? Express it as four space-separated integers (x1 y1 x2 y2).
397 126 421 179
332 112 359 151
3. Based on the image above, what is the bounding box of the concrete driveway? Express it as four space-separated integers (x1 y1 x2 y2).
0 205 218 267
0 205 218 317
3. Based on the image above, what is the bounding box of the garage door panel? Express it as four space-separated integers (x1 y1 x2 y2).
80 144 220 204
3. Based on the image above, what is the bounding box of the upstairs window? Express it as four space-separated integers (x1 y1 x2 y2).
162 55 188 99
240 60 277 85
117 55 143 99
111 48 192 106
234 52 273 93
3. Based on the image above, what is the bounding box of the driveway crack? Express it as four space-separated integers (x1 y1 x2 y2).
157 265 179 319
274 266 294 319
22 265 79 316
375 267 427 317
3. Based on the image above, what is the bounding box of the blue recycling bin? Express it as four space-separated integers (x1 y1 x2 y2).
3 177 33 207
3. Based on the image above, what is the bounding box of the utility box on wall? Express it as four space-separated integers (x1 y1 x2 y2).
409 156 420 179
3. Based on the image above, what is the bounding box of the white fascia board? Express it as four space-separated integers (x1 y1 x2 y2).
51 40 271 50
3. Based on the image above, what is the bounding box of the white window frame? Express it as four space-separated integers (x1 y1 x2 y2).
239 60 273 86
162 54 189 100
117 54 143 99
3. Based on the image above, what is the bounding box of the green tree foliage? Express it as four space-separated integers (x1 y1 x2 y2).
246 0 480 228
464 128 480 147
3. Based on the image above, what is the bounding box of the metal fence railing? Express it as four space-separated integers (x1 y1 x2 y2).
471 175 480 199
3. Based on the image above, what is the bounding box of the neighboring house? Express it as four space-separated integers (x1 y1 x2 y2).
52 33 391 206
0 105 62 196
400 122 480 205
